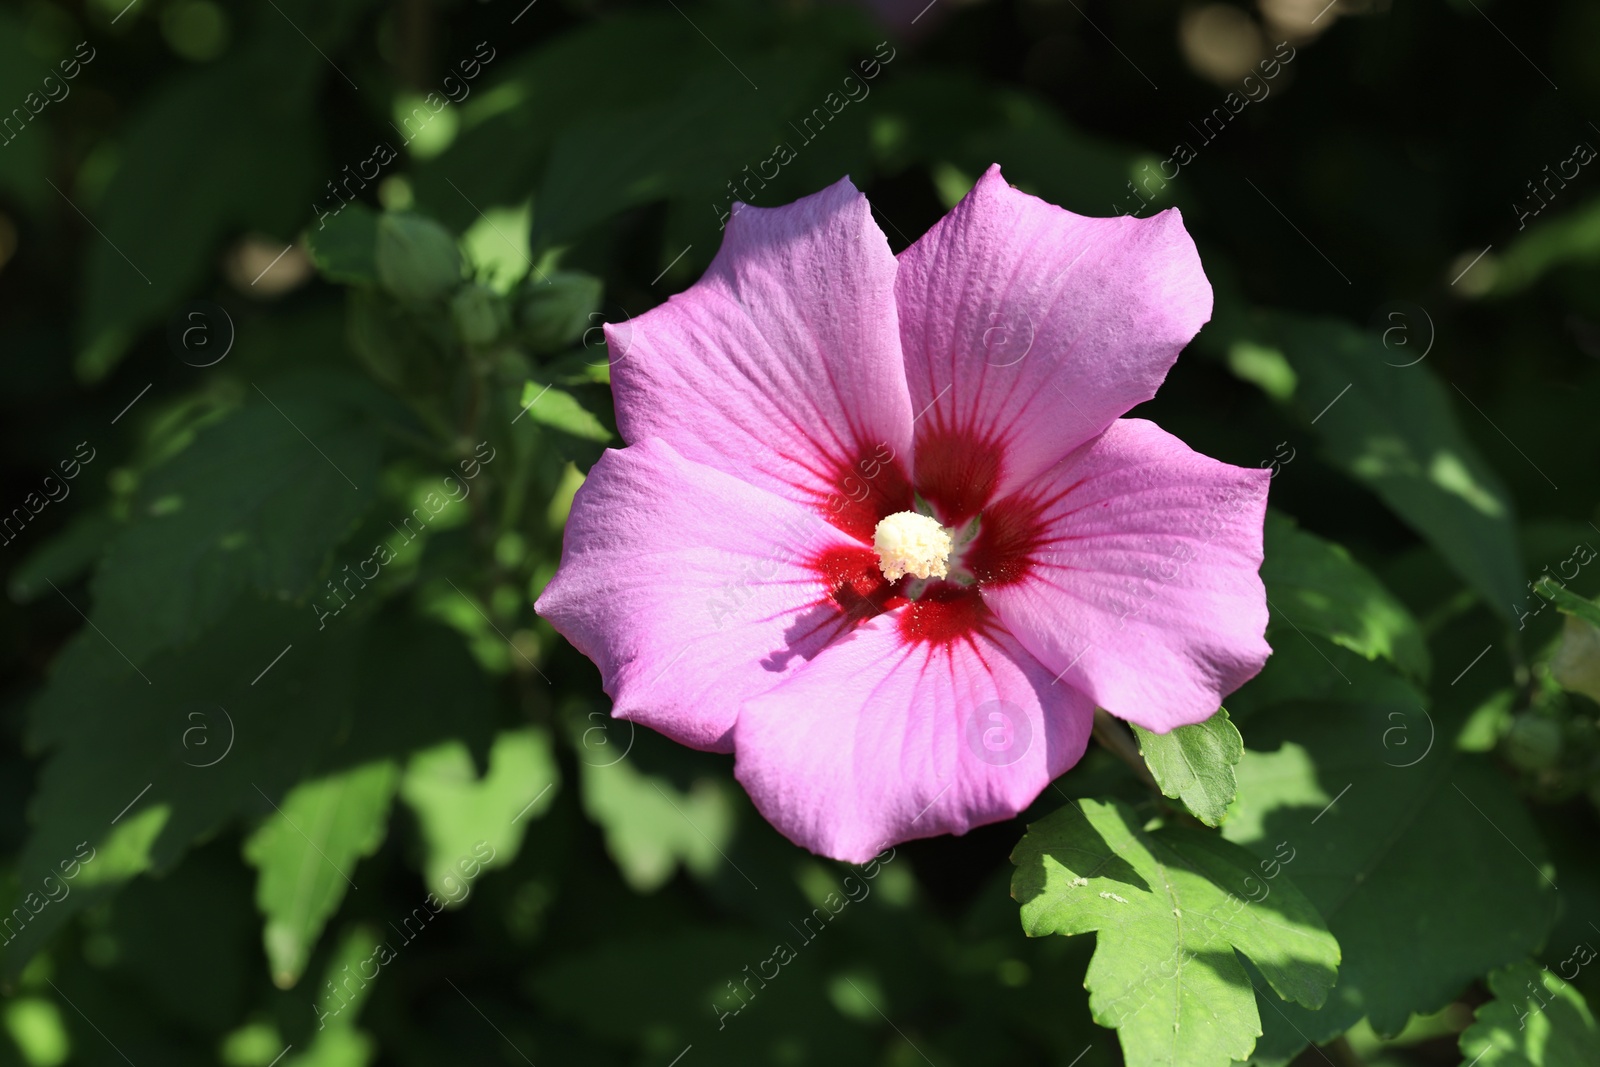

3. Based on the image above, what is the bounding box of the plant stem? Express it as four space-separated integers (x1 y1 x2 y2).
1091 708 1158 791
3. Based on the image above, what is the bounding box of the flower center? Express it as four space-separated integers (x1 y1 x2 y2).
873 511 951 582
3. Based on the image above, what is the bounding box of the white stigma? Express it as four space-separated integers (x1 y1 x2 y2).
873 511 952 582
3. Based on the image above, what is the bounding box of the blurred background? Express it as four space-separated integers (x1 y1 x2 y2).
1 0 1599 1064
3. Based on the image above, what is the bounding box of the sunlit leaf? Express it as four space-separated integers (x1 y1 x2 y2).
1241 315 1523 621
519 380 612 443
289 925 383 1066
1263 510 1430 681
1495 194 1600 296
4 608 493 978
1460 959 1600 1066
1132 708 1243 827
244 762 398 988
580 753 738 893
398 728 560 904
1012 799 1339 1067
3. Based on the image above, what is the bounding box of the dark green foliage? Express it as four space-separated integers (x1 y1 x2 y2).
1 2 1597 1066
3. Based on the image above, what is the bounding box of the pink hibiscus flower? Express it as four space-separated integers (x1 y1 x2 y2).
535 165 1271 862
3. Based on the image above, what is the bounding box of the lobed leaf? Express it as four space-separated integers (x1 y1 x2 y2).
1012 798 1339 1067
580 752 739 893
1460 959 1600 1066
4 608 494 979
398 728 560 904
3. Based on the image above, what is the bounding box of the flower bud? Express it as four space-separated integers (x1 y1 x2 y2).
451 284 507 346
376 213 462 301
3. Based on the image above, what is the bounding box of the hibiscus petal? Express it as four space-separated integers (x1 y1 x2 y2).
732 615 1094 862
606 177 915 541
534 437 862 752
982 418 1271 733
895 164 1212 511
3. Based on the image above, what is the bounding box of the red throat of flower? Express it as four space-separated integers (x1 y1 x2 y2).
808 428 1054 649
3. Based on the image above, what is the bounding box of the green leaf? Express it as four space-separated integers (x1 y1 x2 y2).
460 200 533 294
95 847 258 1033
74 32 325 380
7 509 115 603
1012 798 1340 1067
1227 341 1299 402
375 212 462 301
398 728 560 904
528 927 879 1064
520 380 612 442
1227 632 1428 727
1494 193 1600 296
417 14 718 230
345 289 453 394
515 270 601 354
1221 695 1558 1047
450 283 507 346
425 11 881 254
3 606 493 978
90 379 382 665
305 202 380 285
1262 510 1431 681
295 924 384 1061
579 752 739 893
243 761 399 988
952 88 1143 217
532 62 806 248
1131 709 1244 827
1460 959 1600 1066
286 1024 376 1067
1535 576 1600 629
1261 315 1522 622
